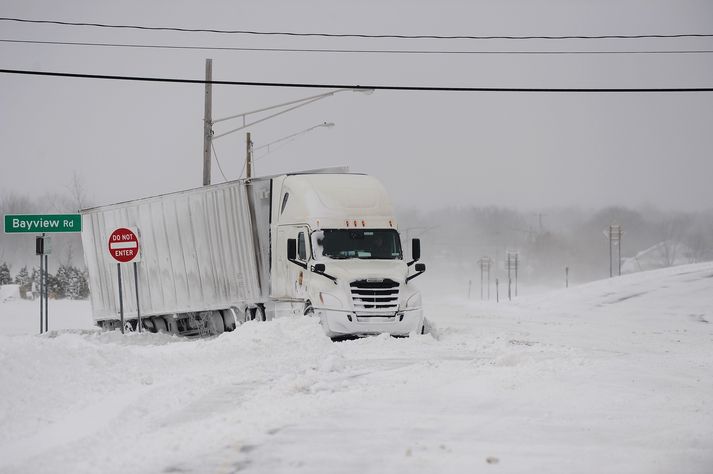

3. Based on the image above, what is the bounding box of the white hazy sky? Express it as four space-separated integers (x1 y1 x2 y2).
1 0 712 212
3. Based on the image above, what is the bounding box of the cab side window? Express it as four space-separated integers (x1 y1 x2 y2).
298 232 307 261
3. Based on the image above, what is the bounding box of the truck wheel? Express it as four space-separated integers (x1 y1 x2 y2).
152 317 168 332
221 309 238 331
255 305 266 322
209 311 225 335
142 318 157 333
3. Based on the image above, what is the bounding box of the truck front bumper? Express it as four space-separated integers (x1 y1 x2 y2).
314 307 425 338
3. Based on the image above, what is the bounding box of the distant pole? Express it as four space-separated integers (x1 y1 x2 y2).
609 224 613 277
618 228 623 276
246 132 253 179
515 253 518 297
480 263 484 300
467 279 472 299
565 266 569 288
202 58 213 186
496 278 499 303
507 254 512 301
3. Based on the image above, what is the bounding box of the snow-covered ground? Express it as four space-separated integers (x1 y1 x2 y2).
0 263 712 473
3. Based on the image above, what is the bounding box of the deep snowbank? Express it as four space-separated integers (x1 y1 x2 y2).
0 262 712 473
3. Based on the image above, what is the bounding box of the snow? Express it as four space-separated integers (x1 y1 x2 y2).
0 285 20 303
0 263 712 473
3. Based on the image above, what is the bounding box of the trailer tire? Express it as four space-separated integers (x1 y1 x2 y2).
255 305 266 322
304 301 314 316
221 309 238 331
208 311 225 335
152 317 168 332
142 318 157 333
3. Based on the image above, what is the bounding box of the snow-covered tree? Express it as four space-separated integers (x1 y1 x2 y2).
64 266 85 300
0 263 11 285
14 266 31 298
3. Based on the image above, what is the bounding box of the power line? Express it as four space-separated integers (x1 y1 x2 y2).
1 17 712 41
1 68 712 92
2 38 713 56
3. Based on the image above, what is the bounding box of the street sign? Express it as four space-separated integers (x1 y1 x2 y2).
108 227 141 263
4 214 81 233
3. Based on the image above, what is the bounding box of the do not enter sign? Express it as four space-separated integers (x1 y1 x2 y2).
108 227 141 263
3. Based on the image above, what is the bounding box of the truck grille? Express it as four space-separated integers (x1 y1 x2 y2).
350 279 400 314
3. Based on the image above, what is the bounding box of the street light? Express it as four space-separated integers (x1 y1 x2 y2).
202 72 372 183
245 122 336 178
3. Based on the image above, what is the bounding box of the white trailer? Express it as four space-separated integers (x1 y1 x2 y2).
81 168 426 338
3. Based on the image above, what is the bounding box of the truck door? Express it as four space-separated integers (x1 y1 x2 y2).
273 225 310 299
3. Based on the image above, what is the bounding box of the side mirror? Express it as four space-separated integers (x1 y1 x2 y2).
411 238 421 262
287 239 297 261
313 263 326 273
415 263 426 272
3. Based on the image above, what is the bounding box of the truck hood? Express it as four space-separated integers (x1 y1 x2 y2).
317 259 408 284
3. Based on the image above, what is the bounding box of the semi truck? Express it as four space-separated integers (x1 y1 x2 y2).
80 167 426 339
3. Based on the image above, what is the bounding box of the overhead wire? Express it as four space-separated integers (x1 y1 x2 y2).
1 17 712 40
2 38 713 55
1 68 711 92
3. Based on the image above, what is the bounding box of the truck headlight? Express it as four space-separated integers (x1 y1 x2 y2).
405 292 422 309
319 292 343 308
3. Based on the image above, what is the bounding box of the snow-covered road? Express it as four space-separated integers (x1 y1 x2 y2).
1 263 712 473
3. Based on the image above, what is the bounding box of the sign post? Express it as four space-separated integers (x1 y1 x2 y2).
4 214 80 335
108 227 141 333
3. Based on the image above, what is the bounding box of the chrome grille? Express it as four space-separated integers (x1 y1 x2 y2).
350 279 400 314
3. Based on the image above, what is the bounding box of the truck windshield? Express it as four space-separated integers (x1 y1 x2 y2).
318 229 402 260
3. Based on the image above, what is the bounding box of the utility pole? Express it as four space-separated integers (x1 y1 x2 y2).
506 251 518 300
479 256 492 301
246 132 253 179
565 266 569 288
604 224 623 277
202 58 213 186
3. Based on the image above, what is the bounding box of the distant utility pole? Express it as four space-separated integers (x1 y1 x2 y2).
202 58 213 186
246 132 254 179
565 265 569 288
604 224 623 277
506 251 519 300
479 256 492 300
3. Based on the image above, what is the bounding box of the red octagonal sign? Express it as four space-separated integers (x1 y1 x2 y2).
108 227 140 263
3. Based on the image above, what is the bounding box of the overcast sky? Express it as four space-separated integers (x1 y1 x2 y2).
1 0 712 212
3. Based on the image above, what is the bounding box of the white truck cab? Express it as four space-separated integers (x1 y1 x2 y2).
271 173 426 338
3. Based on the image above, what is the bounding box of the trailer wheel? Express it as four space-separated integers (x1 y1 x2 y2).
255 305 266 322
124 320 137 333
142 318 157 333
152 317 168 332
304 301 314 316
221 309 238 331
208 311 225 335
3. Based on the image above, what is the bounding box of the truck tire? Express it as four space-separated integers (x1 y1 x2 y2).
152 317 168 332
208 311 225 335
255 305 266 322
